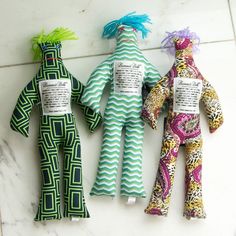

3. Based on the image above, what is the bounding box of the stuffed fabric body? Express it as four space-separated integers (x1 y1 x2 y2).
142 38 223 219
82 25 161 198
10 42 102 221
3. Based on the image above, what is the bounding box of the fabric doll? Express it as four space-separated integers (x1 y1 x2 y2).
81 12 161 204
141 28 224 219
10 28 102 221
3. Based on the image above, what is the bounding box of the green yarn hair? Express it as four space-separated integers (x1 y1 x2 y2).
32 27 78 60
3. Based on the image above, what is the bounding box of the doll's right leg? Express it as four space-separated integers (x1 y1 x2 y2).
145 129 180 216
90 120 123 197
35 136 61 221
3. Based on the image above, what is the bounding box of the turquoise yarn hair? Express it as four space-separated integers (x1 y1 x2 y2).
102 12 151 39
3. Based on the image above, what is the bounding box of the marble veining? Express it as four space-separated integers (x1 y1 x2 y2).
0 0 236 236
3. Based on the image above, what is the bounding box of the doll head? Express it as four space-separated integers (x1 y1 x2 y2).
32 27 78 60
161 27 200 55
115 24 139 42
174 37 192 51
102 12 151 40
38 42 62 60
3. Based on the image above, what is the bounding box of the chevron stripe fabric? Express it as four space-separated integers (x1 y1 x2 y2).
82 26 161 198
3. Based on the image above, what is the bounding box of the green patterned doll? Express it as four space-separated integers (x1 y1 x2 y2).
10 28 102 221
82 13 161 204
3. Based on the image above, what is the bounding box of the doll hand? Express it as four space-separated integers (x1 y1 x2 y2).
10 120 29 137
141 108 158 130
209 117 223 133
88 111 103 133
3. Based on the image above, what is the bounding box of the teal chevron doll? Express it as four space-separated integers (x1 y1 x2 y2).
142 28 224 219
10 28 102 221
81 13 161 203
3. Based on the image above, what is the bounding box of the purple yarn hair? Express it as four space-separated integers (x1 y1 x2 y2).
161 27 200 55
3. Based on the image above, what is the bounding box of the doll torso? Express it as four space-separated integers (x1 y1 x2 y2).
165 42 203 144
37 60 73 117
34 43 81 143
104 27 154 122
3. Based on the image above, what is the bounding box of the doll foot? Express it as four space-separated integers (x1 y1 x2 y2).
34 212 62 221
90 185 116 197
144 205 167 216
183 210 206 220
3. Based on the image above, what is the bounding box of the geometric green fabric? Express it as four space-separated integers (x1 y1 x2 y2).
10 42 102 221
35 114 89 220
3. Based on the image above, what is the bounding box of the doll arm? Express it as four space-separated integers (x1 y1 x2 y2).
81 60 111 113
71 77 103 133
201 79 224 133
142 64 161 103
144 63 162 89
141 76 169 130
10 78 39 137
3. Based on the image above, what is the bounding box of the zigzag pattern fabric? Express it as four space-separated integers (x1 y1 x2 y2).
10 43 102 221
82 26 161 198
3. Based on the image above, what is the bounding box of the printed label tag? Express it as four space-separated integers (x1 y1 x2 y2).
39 79 72 115
173 77 202 114
113 60 144 95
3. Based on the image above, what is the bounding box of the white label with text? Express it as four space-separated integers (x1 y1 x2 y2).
39 79 72 115
173 77 202 114
113 60 144 95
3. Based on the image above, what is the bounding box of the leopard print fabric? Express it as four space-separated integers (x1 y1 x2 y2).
201 80 223 132
142 38 223 219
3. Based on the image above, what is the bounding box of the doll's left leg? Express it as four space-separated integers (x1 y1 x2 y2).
120 119 146 198
63 132 90 218
184 135 206 219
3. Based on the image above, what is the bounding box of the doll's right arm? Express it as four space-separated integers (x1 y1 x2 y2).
81 60 112 113
201 79 224 133
10 78 39 137
141 76 169 130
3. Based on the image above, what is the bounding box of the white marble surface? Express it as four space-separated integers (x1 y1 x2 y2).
0 1 236 236
230 0 236 33
0 0 234 66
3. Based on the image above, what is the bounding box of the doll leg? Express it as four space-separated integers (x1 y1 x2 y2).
35 138 61 221
184 135 206 219
120 119 146 198
145 129 180 216
63 133 90 218
90 120 123 197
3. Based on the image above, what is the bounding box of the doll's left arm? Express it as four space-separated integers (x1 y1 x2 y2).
201 79 224 133
71 77 102 133
144 63 162 89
